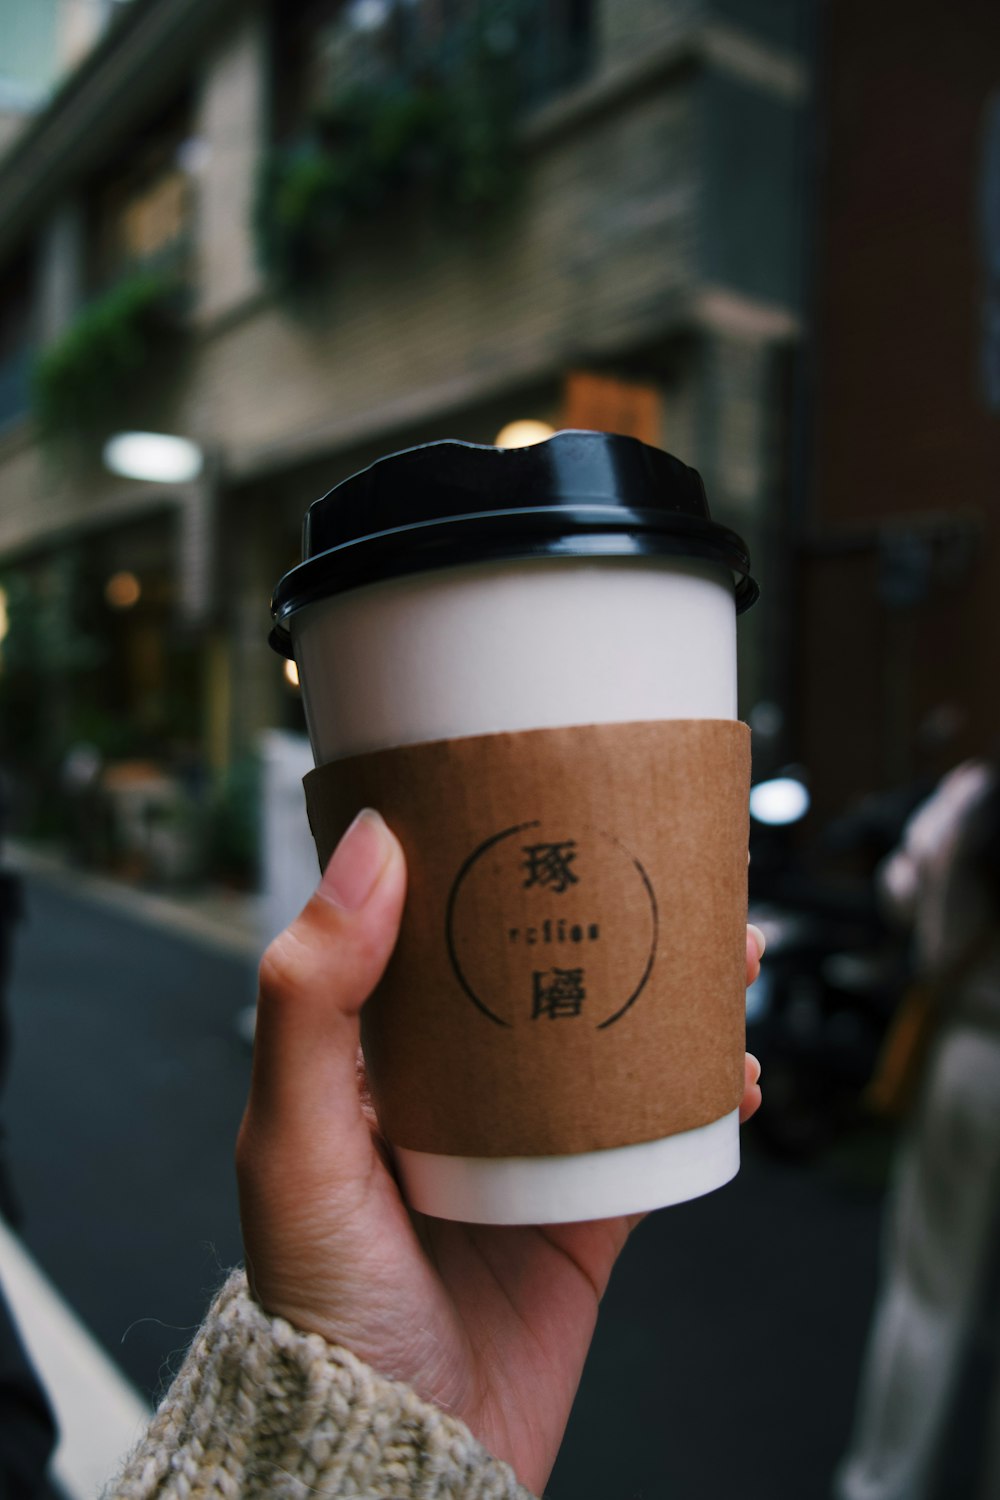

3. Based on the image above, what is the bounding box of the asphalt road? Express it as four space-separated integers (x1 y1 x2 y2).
4 876 253 1407
2 872 994 1498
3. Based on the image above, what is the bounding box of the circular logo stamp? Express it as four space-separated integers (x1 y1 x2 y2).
446 820 658 1029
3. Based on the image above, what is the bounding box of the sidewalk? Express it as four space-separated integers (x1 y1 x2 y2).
6 841 264 961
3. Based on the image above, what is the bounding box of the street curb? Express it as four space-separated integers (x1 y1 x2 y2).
6 842 263 961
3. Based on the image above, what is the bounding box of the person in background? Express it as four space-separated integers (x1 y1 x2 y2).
834 758 1000 1500
0 768 25 1225
0 1284 58 1500
109 810 765 1498
0 771 58 1496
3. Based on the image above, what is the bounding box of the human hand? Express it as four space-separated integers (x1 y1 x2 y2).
237 810 764 1496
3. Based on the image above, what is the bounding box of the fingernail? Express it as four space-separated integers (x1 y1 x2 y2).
748 923 767 960
748 1053 762 1086
321 809 392 911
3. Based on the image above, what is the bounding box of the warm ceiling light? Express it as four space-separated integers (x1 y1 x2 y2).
494 420 556 449
103 431 204 484
105 571 141 610
284 659 300 688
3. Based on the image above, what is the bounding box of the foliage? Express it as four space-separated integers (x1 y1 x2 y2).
31 268 183 439
255 5 523 288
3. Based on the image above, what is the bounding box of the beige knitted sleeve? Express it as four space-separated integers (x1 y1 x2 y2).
106 1270 537 1499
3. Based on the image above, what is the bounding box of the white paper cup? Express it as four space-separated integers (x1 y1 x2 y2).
271 433 757 1224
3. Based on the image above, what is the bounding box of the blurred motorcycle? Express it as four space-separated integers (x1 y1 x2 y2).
746 771 906 1159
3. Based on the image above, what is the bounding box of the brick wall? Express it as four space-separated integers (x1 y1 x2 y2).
193 6 267 324
0 0 809 760
176 84 699 468
599 0 701 68
0 0 707 540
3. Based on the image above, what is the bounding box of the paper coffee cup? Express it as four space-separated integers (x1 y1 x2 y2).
270 432 757 1225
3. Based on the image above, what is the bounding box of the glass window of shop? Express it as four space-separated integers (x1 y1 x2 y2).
0 248 38 431
0 518 198 765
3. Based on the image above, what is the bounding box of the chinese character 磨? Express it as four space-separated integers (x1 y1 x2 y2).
532 968 586 1019
522 840 579 894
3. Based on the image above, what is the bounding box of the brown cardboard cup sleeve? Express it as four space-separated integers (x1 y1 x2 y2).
304 719 751 1158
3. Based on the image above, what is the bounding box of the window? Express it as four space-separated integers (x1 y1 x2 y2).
84 91 195 295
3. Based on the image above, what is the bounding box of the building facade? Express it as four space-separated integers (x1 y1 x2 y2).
799 0 1000 821
0 0 811 862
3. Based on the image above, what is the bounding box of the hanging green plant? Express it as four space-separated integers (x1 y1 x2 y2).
31 267 186 440
255 27 521 289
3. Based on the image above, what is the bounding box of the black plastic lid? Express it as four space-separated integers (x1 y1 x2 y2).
269 430 758 657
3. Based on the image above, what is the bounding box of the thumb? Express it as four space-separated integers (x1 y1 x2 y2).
247 808 407 1138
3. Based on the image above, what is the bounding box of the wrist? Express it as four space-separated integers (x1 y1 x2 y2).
111 1270 536 1500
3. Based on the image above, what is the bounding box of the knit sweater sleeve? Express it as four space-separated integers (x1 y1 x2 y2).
106 1270 537 1500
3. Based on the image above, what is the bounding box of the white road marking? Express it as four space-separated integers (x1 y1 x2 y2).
0 1215 152 1500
